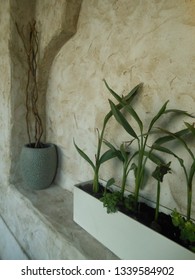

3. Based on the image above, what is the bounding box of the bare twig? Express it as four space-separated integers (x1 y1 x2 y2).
16 20 43 148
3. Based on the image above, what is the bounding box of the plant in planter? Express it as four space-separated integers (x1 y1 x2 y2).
74 80 142 193
171 209 195 252
74 81 195 259
152 121 195 249
151 161 172 231
16 20 58 190
108 99 193 211
100 141 133 213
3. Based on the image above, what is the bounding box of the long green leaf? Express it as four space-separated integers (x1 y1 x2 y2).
103 79 142 105
148 100 169 132
157 128 194 159
109 100 138 138
106 177 115 189
154 128 190 145
103 81 142 127
103 140 124 161
165 109 194 118
73 140 95 170
144 150 165 165
124 104 143 132
99 149 118 165
152 144 184 166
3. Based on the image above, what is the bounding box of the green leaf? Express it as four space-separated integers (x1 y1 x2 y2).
103 79 142 105
148 100 169 132
73 140 95 170
99 149 118 164
157 128 194 159
124 104 143 132
103 140 124 161
119 143 130 162
109 100 138 138
102 81 142 129
152 144 184 167
144 150 165 165
165 109 194 118
154 128 190 145
106 178 115 189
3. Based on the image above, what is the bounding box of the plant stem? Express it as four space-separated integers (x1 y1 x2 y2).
187 186 192 221
155 181 161 222
93 169 99 193
121 164 128 196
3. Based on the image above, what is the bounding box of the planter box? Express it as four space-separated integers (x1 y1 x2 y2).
73 181 195 260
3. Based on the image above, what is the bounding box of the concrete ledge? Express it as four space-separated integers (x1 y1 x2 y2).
0 183 118 260
0 215 29 260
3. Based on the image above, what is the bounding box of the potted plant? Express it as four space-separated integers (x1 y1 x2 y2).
74 79 142 193
152 121 195 252
16 20 58 190
74 81 195 259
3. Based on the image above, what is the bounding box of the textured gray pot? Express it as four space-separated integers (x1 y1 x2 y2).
20 143 58 190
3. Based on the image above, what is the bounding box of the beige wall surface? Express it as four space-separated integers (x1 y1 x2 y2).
0 0 12 184
0 0 194 218
46 0 195 217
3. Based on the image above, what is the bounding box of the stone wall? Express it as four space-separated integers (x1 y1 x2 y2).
0 0 195 259
46 0 195 218
0 0 12 185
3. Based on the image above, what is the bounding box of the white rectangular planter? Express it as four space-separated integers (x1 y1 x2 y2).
73 181 195 260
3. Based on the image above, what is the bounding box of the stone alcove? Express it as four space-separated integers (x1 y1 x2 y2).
9 0 83 184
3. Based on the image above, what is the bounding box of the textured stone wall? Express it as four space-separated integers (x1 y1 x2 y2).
0 0 194 259
46 0 195 218
0 0 12 185
0 0 194 220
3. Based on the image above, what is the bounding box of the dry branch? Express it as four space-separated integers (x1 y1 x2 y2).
16 20 43 148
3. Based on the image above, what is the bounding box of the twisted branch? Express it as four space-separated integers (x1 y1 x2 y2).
16 20 43 148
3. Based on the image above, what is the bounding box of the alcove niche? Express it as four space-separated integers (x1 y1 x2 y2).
0 0 117 259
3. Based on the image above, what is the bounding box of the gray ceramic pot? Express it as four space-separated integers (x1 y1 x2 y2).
20 143 58 190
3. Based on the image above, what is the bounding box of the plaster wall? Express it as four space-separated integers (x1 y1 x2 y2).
0 0 12 185
0 0 194 260
46 0 195 218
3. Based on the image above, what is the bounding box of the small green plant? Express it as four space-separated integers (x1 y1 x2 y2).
100 177 122 214
172 209 195 252
152 122 195 221
100 191 122 213
151 121 195 250
74 80 142 193
100 141 135 213
103 141 134 196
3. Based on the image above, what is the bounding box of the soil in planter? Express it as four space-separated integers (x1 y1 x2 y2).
77 182 192 252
